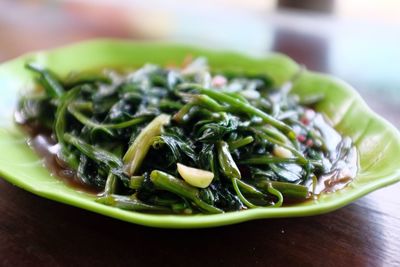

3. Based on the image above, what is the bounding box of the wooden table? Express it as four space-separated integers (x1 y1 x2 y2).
1 2 399 266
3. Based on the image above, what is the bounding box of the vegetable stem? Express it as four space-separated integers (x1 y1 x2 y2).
130 176 144 189
103 172 117 195
228 136 254 151
96 194 170 212
64 133 122 170
123 114 171 175
150 170 223 214
26 63 64 98
266 183 283 207
55 87 79 146
240 156 300 165
68 103 148 134
254 129 308 165
217 141 241 180
192 85 296 140
232 178 257 208
255 180 309 200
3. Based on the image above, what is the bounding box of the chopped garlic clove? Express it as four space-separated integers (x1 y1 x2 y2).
177 163 214 188
273 145 293 159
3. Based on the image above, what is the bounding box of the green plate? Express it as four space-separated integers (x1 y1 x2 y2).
1 39 399 228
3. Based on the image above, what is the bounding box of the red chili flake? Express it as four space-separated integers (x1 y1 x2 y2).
297 134 306 142
306 139 314 147
300 117 310 125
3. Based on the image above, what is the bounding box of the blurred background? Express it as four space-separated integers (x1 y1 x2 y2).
1 0 399 127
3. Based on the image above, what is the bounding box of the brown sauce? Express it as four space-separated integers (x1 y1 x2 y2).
17 114 101 195
316 146 358 194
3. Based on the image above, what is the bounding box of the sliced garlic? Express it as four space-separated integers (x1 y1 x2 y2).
273 145 293 159
177 163 214 188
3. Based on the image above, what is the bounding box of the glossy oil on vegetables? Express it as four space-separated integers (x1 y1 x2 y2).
16 57 357 214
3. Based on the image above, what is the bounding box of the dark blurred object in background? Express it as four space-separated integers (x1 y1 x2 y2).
279 0 334 13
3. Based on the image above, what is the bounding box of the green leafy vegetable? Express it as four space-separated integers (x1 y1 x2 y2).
17 57 357 214
26 63 65 98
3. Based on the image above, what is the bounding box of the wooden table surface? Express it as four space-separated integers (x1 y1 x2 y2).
1 2 399 266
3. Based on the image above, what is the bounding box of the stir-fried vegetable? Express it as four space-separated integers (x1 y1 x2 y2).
17 58 357 214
